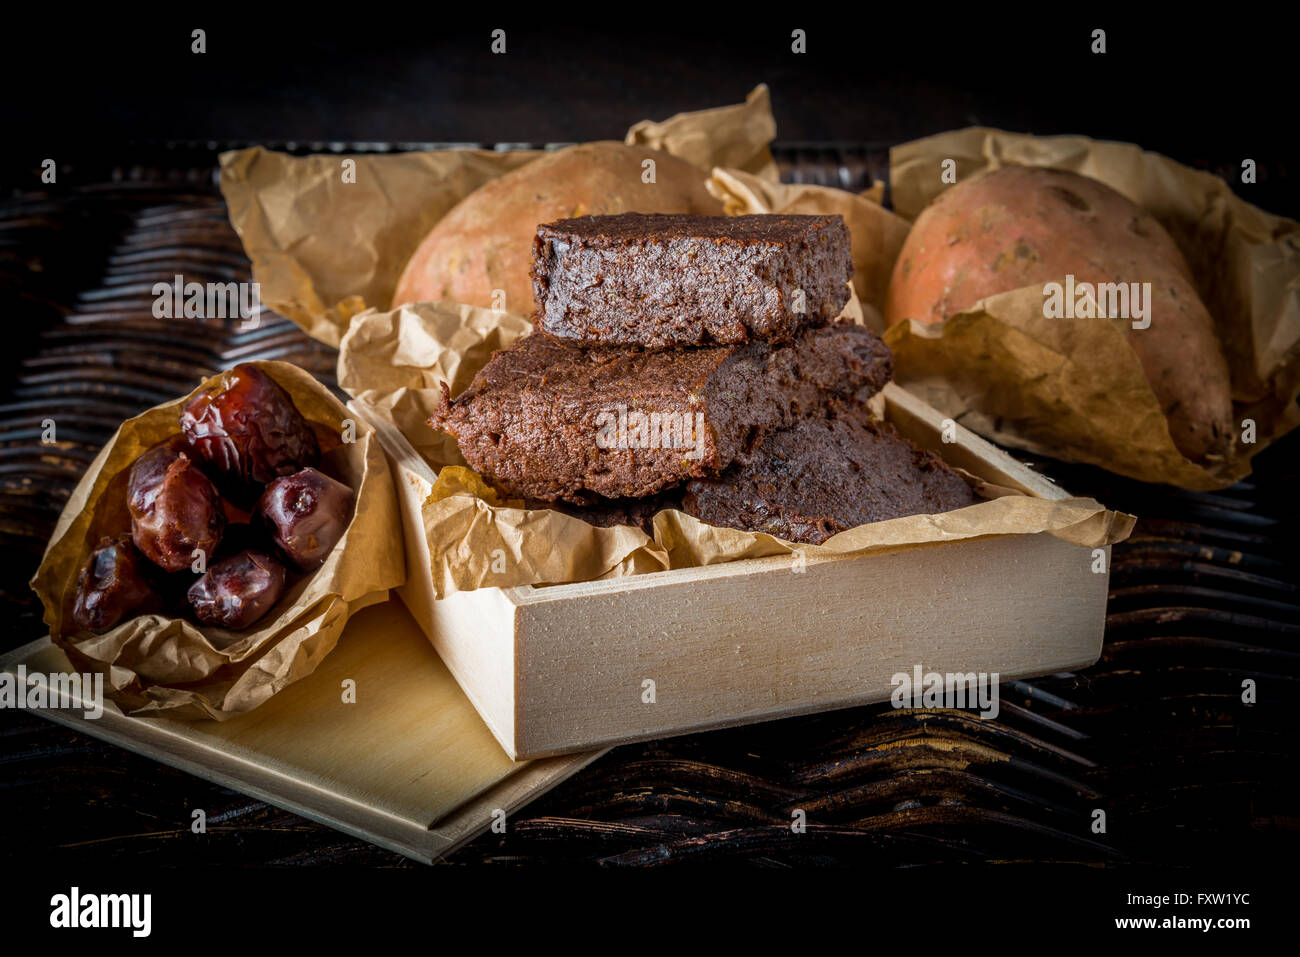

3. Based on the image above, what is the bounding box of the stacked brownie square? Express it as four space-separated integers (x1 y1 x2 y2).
429 212 976 544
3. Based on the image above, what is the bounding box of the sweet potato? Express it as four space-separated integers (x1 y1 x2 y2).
884 165 1234 463
392 141 721 316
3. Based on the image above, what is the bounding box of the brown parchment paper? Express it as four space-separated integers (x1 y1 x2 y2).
29 361 406 720
219 148 540 346
626 84 780 182
338 303 1134 600
885 128 1300 489
219 87 778 348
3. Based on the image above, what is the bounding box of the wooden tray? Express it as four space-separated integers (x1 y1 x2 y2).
0 601 604 863
355 383 1112 760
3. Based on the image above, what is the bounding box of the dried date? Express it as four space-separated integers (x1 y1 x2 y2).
180 363 320 501
72 535 159 631
186 549 287 630
128 437 226 573
257 467 355 570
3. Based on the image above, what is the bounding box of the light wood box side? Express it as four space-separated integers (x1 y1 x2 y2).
510 532 1106 757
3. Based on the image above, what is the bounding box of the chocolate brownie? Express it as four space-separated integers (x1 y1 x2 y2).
681 401 979 545
531 213 853 348
428 322 893 504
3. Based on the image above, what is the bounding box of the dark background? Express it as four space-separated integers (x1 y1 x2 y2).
6 16 1297 212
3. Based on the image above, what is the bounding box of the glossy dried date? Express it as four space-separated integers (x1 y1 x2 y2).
257 467 355 570
128 437 226 573
72 535 159 631
186 549 287 630
180 363 320 500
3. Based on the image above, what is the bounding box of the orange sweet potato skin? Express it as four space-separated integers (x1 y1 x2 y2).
884 166 1234 463
392 142 721 317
